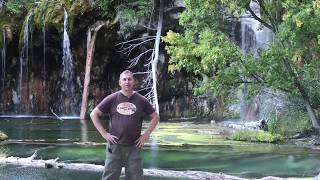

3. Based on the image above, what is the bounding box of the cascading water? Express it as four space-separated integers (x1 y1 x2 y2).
0 28 6 112
54 8 78 116
18 13 33 114
1 28 5 92
0 1 3 12
239 0 273 121
240 1 273 57
42 15 46 99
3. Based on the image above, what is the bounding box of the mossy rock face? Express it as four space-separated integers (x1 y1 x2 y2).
0 21 15 48
0 131 8 141
33 1 65 33
33 0 93 34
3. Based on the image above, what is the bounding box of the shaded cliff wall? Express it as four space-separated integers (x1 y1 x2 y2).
0 0 222 120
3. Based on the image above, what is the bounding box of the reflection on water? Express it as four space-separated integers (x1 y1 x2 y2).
143 146 320 178
80 119 88 142
0 118 320 179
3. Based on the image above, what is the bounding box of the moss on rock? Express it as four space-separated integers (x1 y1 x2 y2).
0 131 8 141
34 1 65 33
33 0 95 34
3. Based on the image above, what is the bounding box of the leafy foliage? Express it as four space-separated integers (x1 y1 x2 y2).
115 0 153 36
91 0 116 18
118 0 153 23
231 130 283 143
92 0 153 22
163 0 256 98
268 109 311 137
2 0 34 17
163 0 320 128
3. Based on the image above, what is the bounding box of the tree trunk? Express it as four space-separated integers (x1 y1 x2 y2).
282 58 320 129
305 101 320 129
246 1 318 129
151 0 164 114
80 21 109 120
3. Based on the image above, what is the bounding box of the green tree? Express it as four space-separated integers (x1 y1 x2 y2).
2 0 33 17
163 0 320 129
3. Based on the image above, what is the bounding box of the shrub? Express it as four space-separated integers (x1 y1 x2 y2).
231 130 282 143
268 109 311 137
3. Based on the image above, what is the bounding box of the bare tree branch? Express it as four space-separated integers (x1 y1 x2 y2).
115 36 156 46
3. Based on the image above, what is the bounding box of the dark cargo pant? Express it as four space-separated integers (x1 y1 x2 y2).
102 144 143 180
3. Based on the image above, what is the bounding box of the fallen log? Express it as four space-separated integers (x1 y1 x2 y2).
0 152 312 180
0 151 246 180
0 154 103 172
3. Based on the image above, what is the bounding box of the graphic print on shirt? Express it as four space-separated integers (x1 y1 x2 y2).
117 102 137 115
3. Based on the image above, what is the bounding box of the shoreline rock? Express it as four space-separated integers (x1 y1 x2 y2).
0 131 8 141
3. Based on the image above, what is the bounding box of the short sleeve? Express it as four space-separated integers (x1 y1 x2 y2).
142 97 155 115
97 92 118 113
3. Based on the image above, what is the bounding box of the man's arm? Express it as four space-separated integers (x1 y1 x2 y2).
90 107 118 144
136 111 159 147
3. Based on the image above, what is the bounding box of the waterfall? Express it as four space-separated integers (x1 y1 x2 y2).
55 8 78 116
1 28 5 91
239 0 273 121
0 1 3 13
18 13 33 114
240 1 273 57
0 28 6 112
62 9 74 91
42 15 46 98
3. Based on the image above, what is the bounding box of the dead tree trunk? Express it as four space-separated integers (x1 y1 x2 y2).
151 0 164 114
80 20 115 120
113 1 163 114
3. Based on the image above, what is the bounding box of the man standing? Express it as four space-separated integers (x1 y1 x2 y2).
90 70 159 180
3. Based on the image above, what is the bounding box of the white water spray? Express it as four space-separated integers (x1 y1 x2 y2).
18 13 33 113
239 0 273 121
56 8 77 115
1 28 5 91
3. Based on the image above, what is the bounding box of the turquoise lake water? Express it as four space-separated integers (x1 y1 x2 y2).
0 118 319 179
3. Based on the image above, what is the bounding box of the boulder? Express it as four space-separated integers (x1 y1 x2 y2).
0 131 8 141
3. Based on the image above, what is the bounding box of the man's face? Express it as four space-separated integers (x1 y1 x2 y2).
119 73 135 92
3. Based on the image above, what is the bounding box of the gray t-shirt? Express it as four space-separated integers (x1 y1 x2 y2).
97 91 155 145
